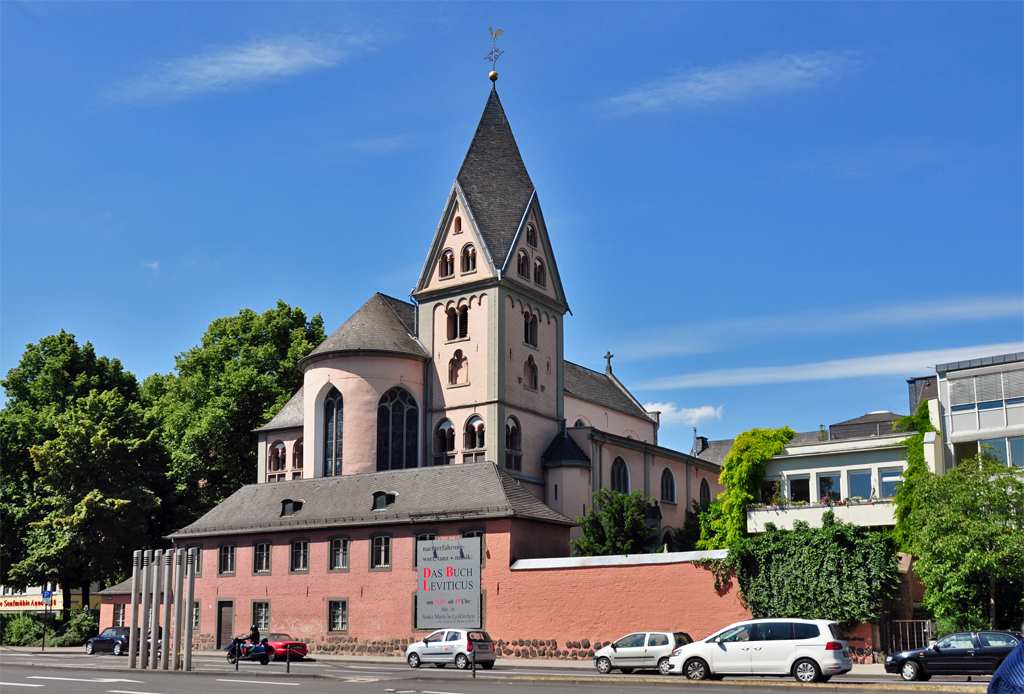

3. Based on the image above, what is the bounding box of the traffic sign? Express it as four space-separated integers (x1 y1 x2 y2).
41 589 52 605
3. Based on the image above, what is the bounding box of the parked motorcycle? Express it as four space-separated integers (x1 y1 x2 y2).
225 637 275 665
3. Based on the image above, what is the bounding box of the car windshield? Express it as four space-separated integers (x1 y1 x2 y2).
425 631 444 643
100 628 117 637
467 631 490 642
719 624 753 643
614 633 646 649
267 634 293 641
674 633 692 646
937 633 974 649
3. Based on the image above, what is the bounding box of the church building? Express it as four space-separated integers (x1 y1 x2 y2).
252 85 722 542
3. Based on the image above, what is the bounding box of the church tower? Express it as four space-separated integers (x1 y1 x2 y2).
413 87 569 500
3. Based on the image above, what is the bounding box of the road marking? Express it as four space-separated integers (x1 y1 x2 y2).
0 684 45 688
108 691 167 694
344 665 405 670
27 677 143 683
214 680 301 686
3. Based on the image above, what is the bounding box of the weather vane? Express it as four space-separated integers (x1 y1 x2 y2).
485 27 504 83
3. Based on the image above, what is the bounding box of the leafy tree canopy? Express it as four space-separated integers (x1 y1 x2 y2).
891 399 936 552
908 451 1024 632
148 301 324 525
727 512 901 630
571 489 655 556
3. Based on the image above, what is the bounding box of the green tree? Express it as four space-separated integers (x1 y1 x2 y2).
149 301 324 525
727 512 900 630
908 451 1024 632
570 489 655 556
1 332 143 610
891 400 936 552
699 426 795 549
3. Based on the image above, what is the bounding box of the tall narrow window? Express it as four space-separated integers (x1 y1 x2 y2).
253 543 271 573
534 259 546 287
517 251 530 278
370 536 391 569
461 244 476 273
292 439 303 479
611 457 630 493
253 602 270 630
269 442 287 482
660 468 676 503
328 600 348 631
434 420 455 466
464 416 486 462
526 224 538 247
448 350 468 385
505 417 522 471
323 389 343 477
439 250 455 278
376 388 418 471
446 307 468 340
290 541 309 572
453 216 462 233
114 603 126 627
329 538 349 570
523 312 538 347
218 545 236 575
699 478 712 507
524 357 538 390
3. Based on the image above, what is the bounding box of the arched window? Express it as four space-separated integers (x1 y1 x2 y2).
323 389 343 477
573 419 588 428
523 312 538 347
699 478 712 508
505 417 522 471
524 356 538 390
446 306 468 340
434 420 455 466
454 216 462 233
292 440 303 479
448 350 468 385
662 530 674 551
526 224 537 247
661 468 676 503
376 388 418 471
517 250 530 278
461 244 476 273
439 250 455 278
269 441 286 482
464 416 486 463
534 258 546 287
611 457 630 493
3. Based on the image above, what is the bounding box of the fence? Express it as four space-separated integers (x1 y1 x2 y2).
886 620 934 653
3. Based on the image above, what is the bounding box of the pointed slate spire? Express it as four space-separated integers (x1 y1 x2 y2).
456 89 536 270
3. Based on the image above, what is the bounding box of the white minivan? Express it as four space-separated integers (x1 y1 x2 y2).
667 618 852 683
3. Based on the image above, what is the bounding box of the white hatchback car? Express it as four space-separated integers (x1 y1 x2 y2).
405 629 495 670
667 618 852 683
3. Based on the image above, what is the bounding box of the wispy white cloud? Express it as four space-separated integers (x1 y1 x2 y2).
639 342 1024 390
622 296 1024 360
644 402 723 426
142 261 159 271
109 35 364 104
608 50 860 114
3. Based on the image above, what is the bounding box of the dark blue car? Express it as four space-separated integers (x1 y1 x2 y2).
85 626 132 656
885 631 1021 681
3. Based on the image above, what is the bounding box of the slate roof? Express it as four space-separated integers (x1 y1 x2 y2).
299 293 428 368
829 411 902 440
697 432 822 465
255 386 305 433
542 429 591 468
456 89 536 270
99 578 133 595
168 462 574 539
563 361 652 421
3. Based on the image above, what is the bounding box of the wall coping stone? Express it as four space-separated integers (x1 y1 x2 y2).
510 549 728 570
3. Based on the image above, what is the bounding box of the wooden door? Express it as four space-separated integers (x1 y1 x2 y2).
216 601 234 649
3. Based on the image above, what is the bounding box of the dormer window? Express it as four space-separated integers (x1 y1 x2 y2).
281 499 303 517
439 250 455 279
461 244 476 273
517 250 530 278
526 225 537 247
534 259 546 287
372 491 397 510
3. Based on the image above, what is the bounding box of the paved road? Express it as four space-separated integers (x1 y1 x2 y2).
0 651 993 693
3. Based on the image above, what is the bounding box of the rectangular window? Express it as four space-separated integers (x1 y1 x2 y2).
879 467 903 498
253 543 271 574
187 546 203 576
218 545 235 575
980 437 1009 464
817 473 840 502
505 453 522 471
954 441 979 465
191 601 200 631
462 530 484 566
370 536 391 569
414 534 436 568
328 600 348 632
789 476 810 503
252 602 270 631
329 539 349 571
113 603 125 627
1010 437 1024 468
847 470 872 499
290 541 309 572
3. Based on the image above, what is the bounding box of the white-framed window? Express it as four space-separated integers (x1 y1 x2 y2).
329 538 349 571
253 602 270 631
370 536 391 569
789 475 810 503
218 545 235 575
290 541 309 572
253 543 271 573
328 600 348 632
113 603 125 627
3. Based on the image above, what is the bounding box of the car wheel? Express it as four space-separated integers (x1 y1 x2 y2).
407 653 421 669
113 642 123 656
794 658 822 683
620 668 634 674
86 642 94 655
901 660 921 682
596 657 612 674
658 657 673 675
481 661 494 670
455 653 470 669
684 658 710 680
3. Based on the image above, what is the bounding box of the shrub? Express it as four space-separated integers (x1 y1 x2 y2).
4 614 44 646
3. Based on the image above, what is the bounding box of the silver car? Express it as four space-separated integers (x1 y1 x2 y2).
406 629 496 670
594 631 693 675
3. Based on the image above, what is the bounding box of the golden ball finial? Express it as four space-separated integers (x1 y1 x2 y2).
489 70 498 82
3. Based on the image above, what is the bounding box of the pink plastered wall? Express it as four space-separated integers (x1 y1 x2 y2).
566 395 656 442
422 201 495 291
430 293 491 410
503 406 560 494
261 428 304 483
302 356 425 476
506 209 558 303
504 296 558 416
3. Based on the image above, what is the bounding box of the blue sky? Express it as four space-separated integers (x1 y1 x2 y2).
2 2 1022 453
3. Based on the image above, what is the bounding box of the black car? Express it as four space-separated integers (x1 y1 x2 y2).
85 626 132 656
885 631 1022 681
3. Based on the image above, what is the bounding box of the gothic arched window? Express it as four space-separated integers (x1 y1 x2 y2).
534 258 546 287
611 457 630 494
448 350 467 385
323 389 343 477
524 356 538 390
376 388 418 471
505 417 522 471
464 416 486 462
523 312 538 347
434 420 455 466
700 477 713 508
661 468 676 503
292 439 303 477
439 250 455 279
526 224 537 247
517 251 530 278
461 244 476 273
573 419 588 428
